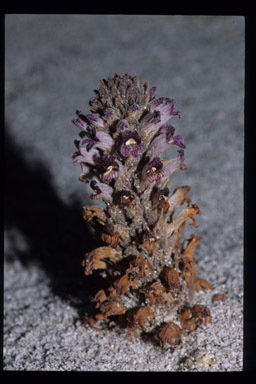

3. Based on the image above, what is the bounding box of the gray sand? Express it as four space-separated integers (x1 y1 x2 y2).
4 15 244 371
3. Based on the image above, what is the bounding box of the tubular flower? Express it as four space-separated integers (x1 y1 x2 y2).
72 146 100 166
90 178 113 201
164 125 186 148
139 110 162 139
72 73 213 352
163 150 186 179
100 154 123 182
143 157 165 182
150 97 181 120
85 113 105 129
81 126 114 152
120 130 144 158
72 110 88 130
148 124 186 157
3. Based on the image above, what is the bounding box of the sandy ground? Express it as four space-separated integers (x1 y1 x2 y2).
4 14 244 371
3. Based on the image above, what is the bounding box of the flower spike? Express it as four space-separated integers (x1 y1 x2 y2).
72 73 213 352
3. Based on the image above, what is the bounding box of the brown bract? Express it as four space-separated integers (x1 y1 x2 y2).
93 289 107 308
180 234 203 288
139 231 156 252
195 276 213 292
129 306 155 331
157 322 182 350
212 294 227 303
158 195 170 214
142 281 175 305
169 204 201 234
168 185 191 213
100 300 127 318
101 232 119 247
180 304 212 332
161 266 180 292
126 255 152 278
182 234 203 260
119 191 136 206
82 247 120 275
83 205 107 226
108 272 138 297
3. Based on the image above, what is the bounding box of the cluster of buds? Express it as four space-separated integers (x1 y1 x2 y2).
72 73 213 351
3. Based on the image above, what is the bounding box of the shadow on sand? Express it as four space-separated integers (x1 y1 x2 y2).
4 125 104 320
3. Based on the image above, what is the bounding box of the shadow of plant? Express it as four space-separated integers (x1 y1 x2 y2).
4 125 103 320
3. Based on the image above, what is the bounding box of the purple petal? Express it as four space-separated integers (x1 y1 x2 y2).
145 157 163 172
150 98 181 125
99 155 123 182
142 157 165 182
96 131 114 150
151 97 165 109
117 119 129 131
148 134 168 157
72 110 88 130
81 138 97 151
148 86 157 95
163 151 186 177
90 178 113 201
73 147 99 165
86 113 105 129
130 148 139 158
171 134 186 149
131 143 144 157
146 169 165 182
139 111 161 136
162 124 186 149
120 143 131 157
120 130 144 158
104 108 115 118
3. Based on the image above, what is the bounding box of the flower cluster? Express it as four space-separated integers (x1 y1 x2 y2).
72 74 186 202
72 73 213 352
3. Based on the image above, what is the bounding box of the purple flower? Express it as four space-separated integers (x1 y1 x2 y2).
148 124 186 157
162 150 186 178
139 110 162 137
90 178 113 201
72 147 100 166
85 113 105 129
72 110 105 131
74 162 93 183
80 126 99 151
72 110 88 130
103 108 119 121
120 130 144 158
81 126 114 151
100 154 123 182
117 119 130 131
151 97 181 120
148 86 157 96
140 98 181 139
104 108 115 118
143 157 165 182
128 103 139 113
164 125 186 148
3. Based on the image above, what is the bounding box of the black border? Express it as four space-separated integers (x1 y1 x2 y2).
1 7 255 375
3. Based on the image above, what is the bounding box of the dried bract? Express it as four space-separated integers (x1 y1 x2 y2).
82 247 120 275
100 300 127 320
212 294 227 303
157 322 182 351
180 304 212 332
128 306 155 331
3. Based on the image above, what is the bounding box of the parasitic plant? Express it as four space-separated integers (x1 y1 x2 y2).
72 73 213 351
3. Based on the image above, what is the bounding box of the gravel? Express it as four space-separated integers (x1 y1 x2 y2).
4 14 244 371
